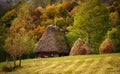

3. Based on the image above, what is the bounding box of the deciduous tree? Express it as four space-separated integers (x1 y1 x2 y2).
68 0 110 53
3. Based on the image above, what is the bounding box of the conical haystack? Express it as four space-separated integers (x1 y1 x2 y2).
83 43 93 54
70 38 86 55
34 25 69 58
99 38 114 54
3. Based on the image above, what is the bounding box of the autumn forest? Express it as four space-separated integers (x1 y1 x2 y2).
0 0 120 73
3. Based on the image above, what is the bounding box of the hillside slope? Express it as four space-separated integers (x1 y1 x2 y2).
0 53 120 74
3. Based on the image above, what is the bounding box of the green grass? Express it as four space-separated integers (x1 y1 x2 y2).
0 53 120 74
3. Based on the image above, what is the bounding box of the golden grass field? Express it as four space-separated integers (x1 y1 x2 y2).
0 53 120 74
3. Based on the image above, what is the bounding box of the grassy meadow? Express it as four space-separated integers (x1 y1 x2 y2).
0 53 120 74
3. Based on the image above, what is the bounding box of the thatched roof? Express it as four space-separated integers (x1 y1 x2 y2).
34 25 69 54
99 38 114 54
70 38 86 55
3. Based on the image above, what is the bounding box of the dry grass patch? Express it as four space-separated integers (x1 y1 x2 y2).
0 53 120 74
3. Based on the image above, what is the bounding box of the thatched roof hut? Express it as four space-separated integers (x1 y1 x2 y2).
34 25 69 58
99 38 114 54
70 38 86 55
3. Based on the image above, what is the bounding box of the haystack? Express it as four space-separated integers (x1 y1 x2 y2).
99 38 114 54
34 25 69 58
83 43 93 54
70 38 86 55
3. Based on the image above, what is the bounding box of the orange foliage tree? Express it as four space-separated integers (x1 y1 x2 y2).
29 26 45 40
45 5 59 19
61 1 78 12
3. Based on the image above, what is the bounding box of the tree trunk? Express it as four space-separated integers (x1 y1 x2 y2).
13 57 16 69
87 32 91 44
19 56 21 67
